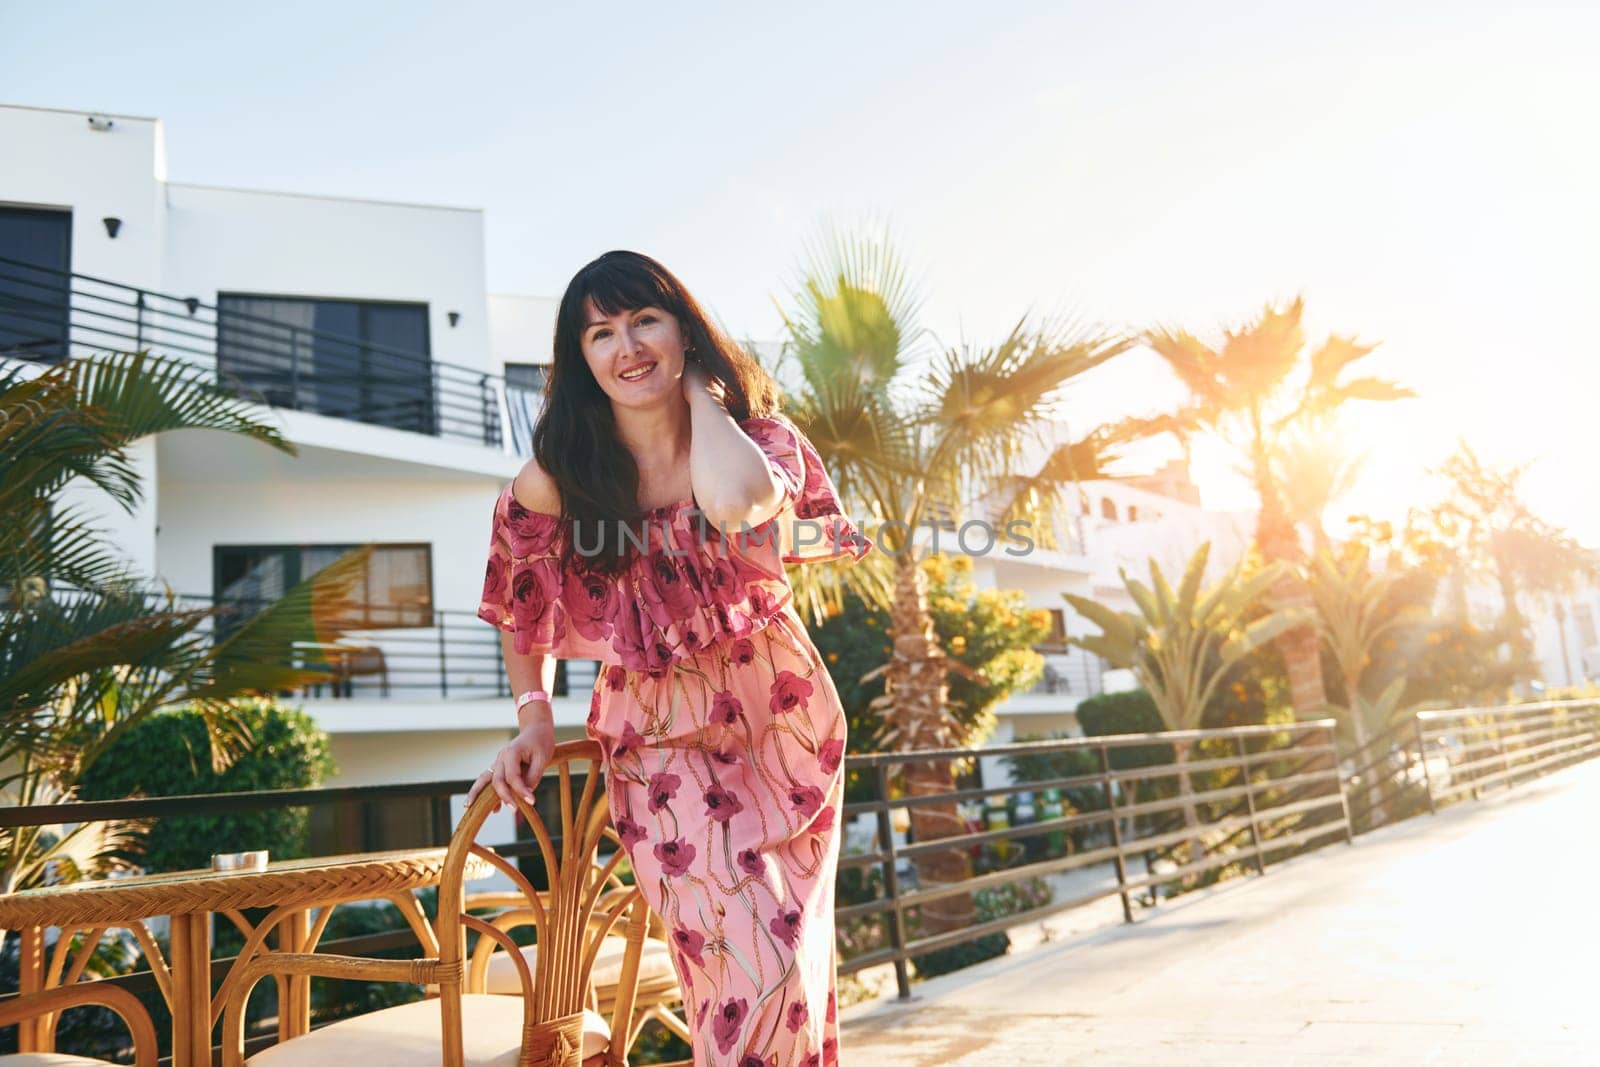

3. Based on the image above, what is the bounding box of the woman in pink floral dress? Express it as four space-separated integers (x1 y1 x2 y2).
471 251 871 1067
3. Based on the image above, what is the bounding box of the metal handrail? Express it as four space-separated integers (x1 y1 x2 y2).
4 696 1597 1058
0 253 526 451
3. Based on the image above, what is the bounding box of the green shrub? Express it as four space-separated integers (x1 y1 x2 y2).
78 697 334 873
908 875 1054 980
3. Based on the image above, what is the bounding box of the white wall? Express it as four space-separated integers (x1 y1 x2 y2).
163 183 490 373
488 293 558 371
154 450 506 615
2 107 170 575
0 105 167 290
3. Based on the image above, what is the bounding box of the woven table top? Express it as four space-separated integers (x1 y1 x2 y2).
0 848 495 929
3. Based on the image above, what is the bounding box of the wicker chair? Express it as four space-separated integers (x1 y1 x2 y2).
464 884 692 1053
219 739 648 1066
0 982 160 1067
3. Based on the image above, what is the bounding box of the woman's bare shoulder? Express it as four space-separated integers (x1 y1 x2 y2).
511 457 563 515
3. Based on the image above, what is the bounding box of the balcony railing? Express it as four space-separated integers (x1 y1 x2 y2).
3 701 1597 1062
0 254 539 453
132 590 599 701
1026 644 1109 698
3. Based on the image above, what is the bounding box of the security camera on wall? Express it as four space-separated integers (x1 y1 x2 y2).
87 114 114 132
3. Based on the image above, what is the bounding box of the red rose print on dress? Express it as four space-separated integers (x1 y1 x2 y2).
788 784 825 818
565 568 619 641
482 558 507 604
808 806 836 834
786 1001 809 1033
653 837 695 877
509 560 561 634
641 553 698 632
605 665 627 691
730 638 756 665
769 670 814 715
611 721 647 763
703 783 745 823
711 691 743 725
712 997 749 1056
647 771 682 814
704 555 742 606
672 927 706 967
614 816 648 848
818 737 844 775
644 633 675 677
769 908 803 948
737 848 764 877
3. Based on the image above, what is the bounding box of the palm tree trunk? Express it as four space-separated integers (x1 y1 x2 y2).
1171 738 1202 885
1252 462 1328 718
1341 669 1384 829
882 552 975 934
1554 600 1573 687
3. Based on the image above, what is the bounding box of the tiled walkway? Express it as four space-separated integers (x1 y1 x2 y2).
840 759 1600 1065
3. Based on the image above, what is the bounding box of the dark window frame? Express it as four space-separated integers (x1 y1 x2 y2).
215 292 435 434
212 541 435 631
0 205 73 363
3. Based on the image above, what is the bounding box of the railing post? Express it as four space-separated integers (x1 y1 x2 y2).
874 762 912 1000
480 372 499 448
1496 710 1513 788
437 611 450 699
494 628 508 698
1328 723 1354 845
1414 715 1436 814
290 328 302 409
1096 744 1134 924
1234 733 1266 875
134 290 146 351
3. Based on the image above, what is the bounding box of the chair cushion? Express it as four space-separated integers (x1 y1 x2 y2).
482 935 677 995
246 994 609 1065
0 1057 120 1066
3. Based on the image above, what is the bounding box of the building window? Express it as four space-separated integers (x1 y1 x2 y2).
1100 498 1118 521
1042 608 1068 649
503 362 548 457
214 542 433 631
1575 604 1598 649
0 206 72 363
1127 505 1139 521
216 295 434 434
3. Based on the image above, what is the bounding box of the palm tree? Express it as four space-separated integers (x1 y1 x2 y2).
1276 415 1366 556
1305 544 1427 824
1 351 369 912
775 227 1133 931
1431 443 1596 681
1143 298 1413 722
1064 543 1307 871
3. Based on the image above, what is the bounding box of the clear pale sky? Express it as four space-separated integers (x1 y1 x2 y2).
4 1 1596 542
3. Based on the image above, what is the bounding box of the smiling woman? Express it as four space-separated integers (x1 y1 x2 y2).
469 250 871 1067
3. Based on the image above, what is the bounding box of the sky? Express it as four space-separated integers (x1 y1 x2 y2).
4 0 1597 543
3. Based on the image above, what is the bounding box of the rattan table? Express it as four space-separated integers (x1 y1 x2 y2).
1 847 493 1066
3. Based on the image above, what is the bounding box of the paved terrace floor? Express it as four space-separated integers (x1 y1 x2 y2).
840 759 1600 1066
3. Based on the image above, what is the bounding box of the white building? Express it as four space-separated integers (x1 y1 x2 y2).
2 101 1255 820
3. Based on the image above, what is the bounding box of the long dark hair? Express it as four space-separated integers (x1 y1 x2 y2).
533 250 782 575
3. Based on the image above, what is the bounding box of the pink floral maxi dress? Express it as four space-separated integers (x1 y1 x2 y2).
477 413 873 1067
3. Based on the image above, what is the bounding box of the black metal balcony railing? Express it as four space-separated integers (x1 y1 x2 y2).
2 701 1597 1063
0 254 539 452
1027 644 1108 697
136 590 599 701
